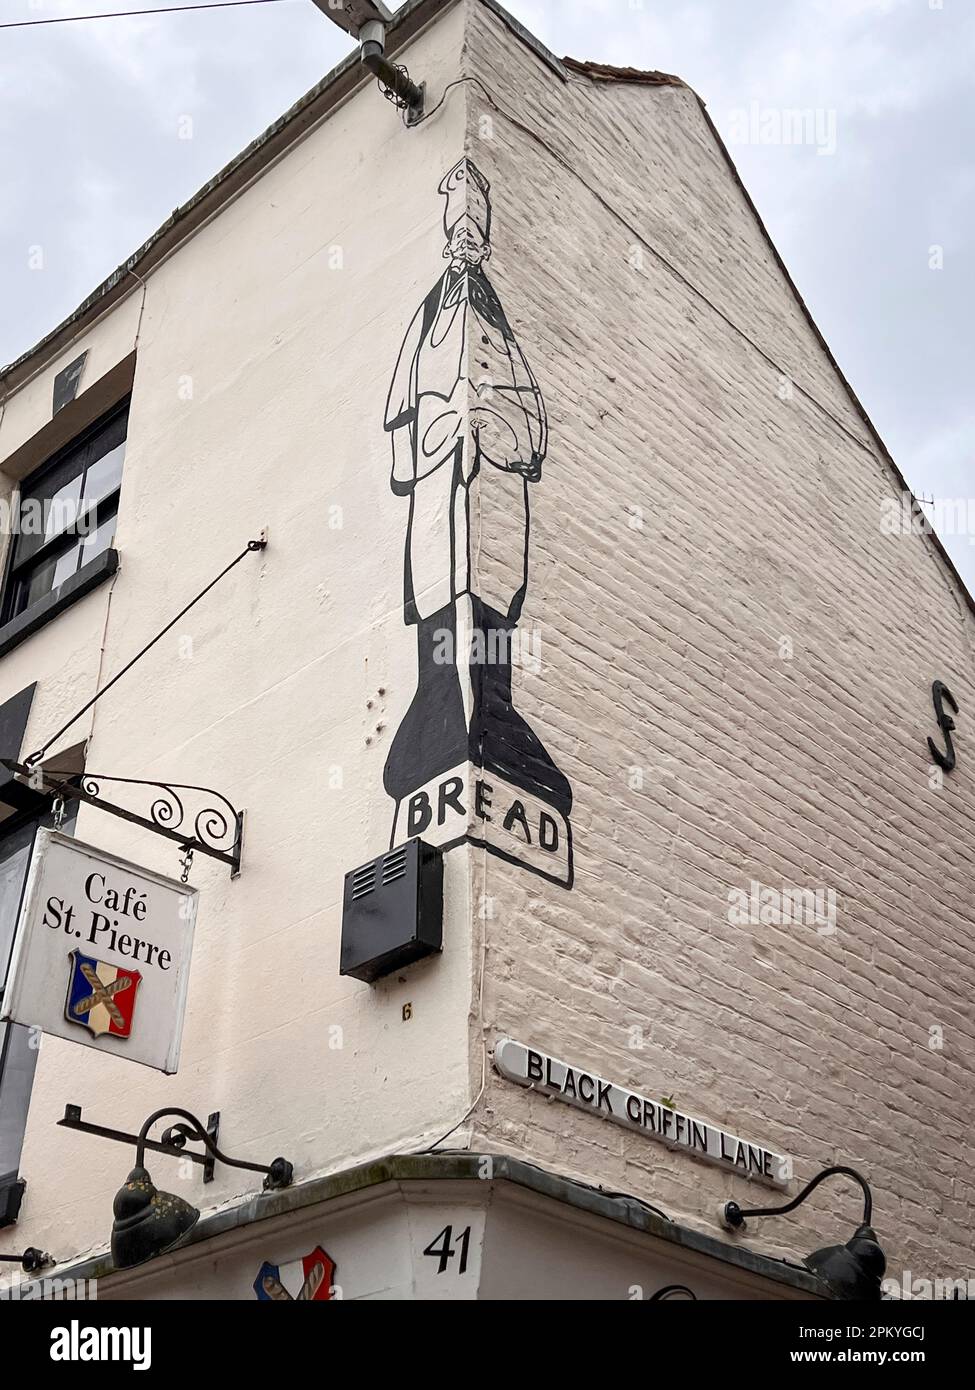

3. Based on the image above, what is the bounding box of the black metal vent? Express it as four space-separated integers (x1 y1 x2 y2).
381 845 408 884
350 862 377 900
340 839 443 984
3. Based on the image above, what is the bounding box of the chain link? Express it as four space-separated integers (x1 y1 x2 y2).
179 845 194 884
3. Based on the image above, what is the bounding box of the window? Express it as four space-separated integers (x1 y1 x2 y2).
0 807 75 1225
2 400 128 625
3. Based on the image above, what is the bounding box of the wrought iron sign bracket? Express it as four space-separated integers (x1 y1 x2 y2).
58 1104 221 1183
1 760 246 877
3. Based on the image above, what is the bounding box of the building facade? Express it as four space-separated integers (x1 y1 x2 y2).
0 0 971 1301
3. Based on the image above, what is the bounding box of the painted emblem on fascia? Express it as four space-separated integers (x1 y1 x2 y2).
64 948 141 1039
254 1246 337 1301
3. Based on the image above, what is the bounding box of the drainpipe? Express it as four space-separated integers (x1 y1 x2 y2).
358 19 425 124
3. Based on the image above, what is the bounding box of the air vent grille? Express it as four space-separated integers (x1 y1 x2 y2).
350 862 377 900
381 846 408 885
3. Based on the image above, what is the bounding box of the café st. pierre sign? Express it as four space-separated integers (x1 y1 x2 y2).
1 830 198 1074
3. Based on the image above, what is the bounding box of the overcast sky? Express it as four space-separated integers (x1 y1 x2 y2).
2 0 972 590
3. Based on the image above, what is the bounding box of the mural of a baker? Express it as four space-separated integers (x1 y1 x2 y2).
383 157 573 885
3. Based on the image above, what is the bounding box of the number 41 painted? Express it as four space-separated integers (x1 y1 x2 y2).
422 1224 472 1275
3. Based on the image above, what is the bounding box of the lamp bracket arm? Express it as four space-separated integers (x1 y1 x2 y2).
731 1165 873 1227
137 1108 292 1189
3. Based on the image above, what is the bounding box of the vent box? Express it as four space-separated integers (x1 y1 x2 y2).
340 839 443 983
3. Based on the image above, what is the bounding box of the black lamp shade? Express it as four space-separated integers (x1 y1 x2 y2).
111 1165 199 1270
805 1222 886 1300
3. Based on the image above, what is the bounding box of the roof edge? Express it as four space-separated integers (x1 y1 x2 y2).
480 0 569 81
562 55 685 87
0 0 454 396
0 0 577 396
7 1151 831 1297
693 94 975 620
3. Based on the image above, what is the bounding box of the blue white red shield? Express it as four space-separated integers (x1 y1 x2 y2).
254 1246 336 1301
64 949 141 1039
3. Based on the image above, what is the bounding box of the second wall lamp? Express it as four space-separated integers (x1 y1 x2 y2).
720 1165 886 1300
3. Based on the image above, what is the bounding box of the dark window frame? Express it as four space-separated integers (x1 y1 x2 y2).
0 397 129 628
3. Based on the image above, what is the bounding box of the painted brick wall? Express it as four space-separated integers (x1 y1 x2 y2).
463 0 975 1285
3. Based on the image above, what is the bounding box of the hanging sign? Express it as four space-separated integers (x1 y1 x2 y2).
1 829 198 1074
494 1038 792 1190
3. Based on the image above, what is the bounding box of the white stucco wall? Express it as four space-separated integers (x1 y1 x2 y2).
2 1 478 1267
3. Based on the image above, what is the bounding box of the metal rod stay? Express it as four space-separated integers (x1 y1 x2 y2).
24 535 267 768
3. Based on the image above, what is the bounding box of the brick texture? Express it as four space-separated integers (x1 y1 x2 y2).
463 0 975 1283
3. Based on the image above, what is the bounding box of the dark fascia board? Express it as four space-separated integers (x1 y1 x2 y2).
0 355 136 479
17 1150 830 1298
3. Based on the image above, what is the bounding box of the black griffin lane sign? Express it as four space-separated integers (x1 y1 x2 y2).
494 1038 792 1190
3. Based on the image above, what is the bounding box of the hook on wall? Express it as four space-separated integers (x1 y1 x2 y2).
927 680 959 773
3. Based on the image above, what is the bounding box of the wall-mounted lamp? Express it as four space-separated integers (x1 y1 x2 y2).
719 1165 886 1300
0 1247 54 1274
104 1108 293 1270
309 0 425 123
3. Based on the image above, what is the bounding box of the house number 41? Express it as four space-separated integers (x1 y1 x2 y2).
423 1225 471 1275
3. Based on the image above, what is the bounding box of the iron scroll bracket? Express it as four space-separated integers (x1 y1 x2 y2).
58 1104 221 1183
0 760 245 877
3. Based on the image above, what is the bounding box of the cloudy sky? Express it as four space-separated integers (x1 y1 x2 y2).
2 0 972 590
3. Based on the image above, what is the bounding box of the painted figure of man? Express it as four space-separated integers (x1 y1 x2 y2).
383 158 572 874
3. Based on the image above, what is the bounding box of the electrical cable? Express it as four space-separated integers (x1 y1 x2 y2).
0 0 290 31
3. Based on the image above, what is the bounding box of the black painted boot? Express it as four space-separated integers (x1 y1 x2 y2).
468 602 572 818
384 605 469 804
